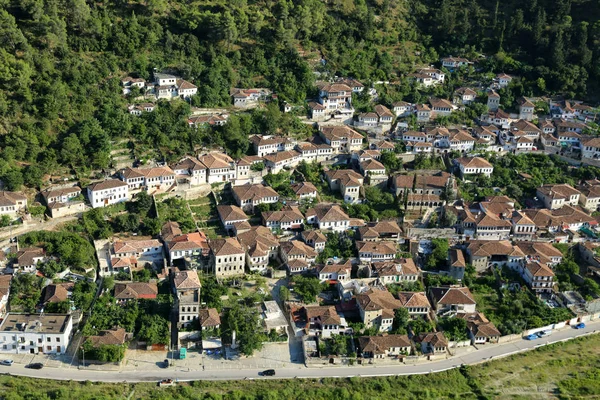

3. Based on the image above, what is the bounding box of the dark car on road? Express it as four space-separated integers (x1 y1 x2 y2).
25 363 44 369
163 359 169 368
261 369 276 376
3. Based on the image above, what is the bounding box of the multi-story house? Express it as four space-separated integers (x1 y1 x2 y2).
305 204 351 232
319 125 363 153
318 260 352 282
440 56 470 70
487 90 500 111
429 98 454 117
198 153 236 184
415 104 432 122
318 83 353 110
301 230 327 252
511 211 537 241
0 191 27 217
121 76 146 95
356 241 397 263
291 182 318 200
370 258 420 283
324 169 364 204
453 87 477 105
466 240 525 271
517 97 535 121
232 184 279 212
217 205 248 232
280 240 317 274
392 101 413 117
237 226 279 273
511 119 542 140
581 137 600 160
172 270 201 328
171 157 207 186
112 239 164 271
536 184 581 210
263 150 301 173
231 88 271 108
303 306 351 338
209 237 246 278
249 135 295 157
0 313 73 355
480 109 510 129
87 180 129 208
496 73 512 88
520 262 555 294
153 73 197 99
578 180 600 212
166 231 210 265
358 334 412 359
428 286 476 316
356 288 402 332
396 292 431 317
119 166 176 192
454 157 494 177
262 206 304 232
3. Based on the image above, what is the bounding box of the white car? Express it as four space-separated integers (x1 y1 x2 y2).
537 330 552 338
0 360 13 366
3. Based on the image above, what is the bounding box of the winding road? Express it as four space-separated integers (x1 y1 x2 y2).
4 320 599 383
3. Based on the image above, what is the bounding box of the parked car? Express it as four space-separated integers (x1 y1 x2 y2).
525 334 539 340
574 322 586 329
159 379 175 387
25 363 44 369
0 360 13 366
537 330 552 338
163 359 169 368
261 369 276 376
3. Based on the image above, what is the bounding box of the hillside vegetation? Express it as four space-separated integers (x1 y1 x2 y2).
0 0 599 187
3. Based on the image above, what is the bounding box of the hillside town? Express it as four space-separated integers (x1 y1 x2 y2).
1 57 600 372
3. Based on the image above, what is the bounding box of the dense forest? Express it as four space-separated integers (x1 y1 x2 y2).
0 0 599 189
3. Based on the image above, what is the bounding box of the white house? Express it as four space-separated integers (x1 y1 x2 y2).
0 313 73 355
0 191 27 217
454 157 494 177
87 180 129 208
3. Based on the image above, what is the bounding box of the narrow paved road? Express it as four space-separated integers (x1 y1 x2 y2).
4 320 599 383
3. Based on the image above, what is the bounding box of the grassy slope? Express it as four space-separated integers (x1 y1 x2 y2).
1 334 600 399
